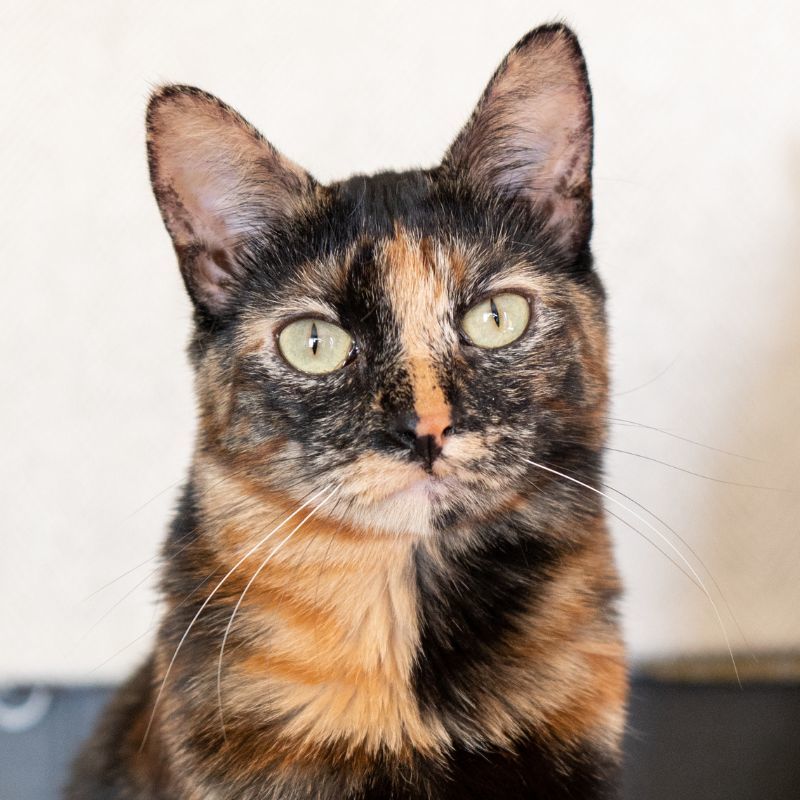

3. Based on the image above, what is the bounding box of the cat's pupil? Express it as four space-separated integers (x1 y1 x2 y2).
490 298 500 327
309 323 319 355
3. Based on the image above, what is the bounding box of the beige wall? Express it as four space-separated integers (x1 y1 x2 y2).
1 0 798 682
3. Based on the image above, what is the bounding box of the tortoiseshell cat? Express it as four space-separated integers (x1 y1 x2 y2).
67 23 627 800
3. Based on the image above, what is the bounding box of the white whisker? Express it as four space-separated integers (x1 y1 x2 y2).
215 485 340 738
139 483 332 750
599 478 750 651
606 446 782 491
607 416 761 462
605 508 703 592
523 458 741 686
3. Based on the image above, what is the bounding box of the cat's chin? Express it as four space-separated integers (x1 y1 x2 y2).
370 471 476 535
386 474 446 502
332 471 455 536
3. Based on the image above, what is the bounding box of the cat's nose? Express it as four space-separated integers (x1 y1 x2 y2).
388 411 453 470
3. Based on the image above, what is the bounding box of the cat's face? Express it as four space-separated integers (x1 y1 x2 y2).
147 26 607 535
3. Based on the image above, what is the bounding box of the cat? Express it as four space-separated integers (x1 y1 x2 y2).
66 22 627 800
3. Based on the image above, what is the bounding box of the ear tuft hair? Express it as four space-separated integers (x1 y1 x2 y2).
443 24 593 259
146 86 315 315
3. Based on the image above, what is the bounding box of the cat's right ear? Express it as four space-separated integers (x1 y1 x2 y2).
146 86 315 317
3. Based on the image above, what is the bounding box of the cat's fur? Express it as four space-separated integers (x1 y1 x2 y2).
67 23 627 800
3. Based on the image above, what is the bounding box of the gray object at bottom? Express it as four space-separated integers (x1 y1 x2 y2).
1 680 798 799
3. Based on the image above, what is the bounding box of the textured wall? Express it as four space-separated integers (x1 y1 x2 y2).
1 0 798 682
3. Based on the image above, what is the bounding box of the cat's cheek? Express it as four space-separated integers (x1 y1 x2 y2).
436 429 487 471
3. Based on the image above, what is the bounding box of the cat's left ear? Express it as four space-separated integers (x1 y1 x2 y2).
147 86 315 316
443 24 593 259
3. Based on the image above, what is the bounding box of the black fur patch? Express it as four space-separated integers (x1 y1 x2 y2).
359 737 620 800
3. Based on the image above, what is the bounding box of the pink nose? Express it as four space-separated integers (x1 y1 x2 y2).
415 410 453 447
388 410 454 469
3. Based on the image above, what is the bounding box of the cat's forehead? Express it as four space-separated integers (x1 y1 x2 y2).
370 227 540 314
266 223 545 327
328 170 557 299
335 170 431 223
240 169 568 328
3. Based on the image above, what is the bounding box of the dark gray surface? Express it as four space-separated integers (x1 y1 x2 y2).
1 680 798 799
623 680 800 800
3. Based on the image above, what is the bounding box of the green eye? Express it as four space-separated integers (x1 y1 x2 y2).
461 293 530 349
278 318 354 374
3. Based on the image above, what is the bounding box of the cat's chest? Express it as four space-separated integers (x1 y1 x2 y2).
215 512 448 757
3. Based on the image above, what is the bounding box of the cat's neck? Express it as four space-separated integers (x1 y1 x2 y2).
163 455 447 757
157 452 624 771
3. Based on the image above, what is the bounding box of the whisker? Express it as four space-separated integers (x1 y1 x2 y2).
95 463 265 586
216 485 340 739
82 492 262 613
614 354 681 397
79 569 158 642
126 479 183 519
598 477 750 651
139 483 332 750
270 502 339 659
607 416 761 462
90 628 154 675
523 457 741 686
606 447 783 491
604 508 703 591
87 477 319 602
89 563 225 674
82 484 322 653
125 452 323 529
84 556 159 602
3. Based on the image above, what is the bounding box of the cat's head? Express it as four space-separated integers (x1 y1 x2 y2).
146 24 608 535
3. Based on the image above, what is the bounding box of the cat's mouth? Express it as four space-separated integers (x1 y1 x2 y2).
328 448 481 519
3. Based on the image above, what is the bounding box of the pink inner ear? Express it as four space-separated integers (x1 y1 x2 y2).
489 43 591 205
502 90 590 180
508 97 592 242
164 135 263 250
446 28 593 253
195 250 237 308
147 87 314 312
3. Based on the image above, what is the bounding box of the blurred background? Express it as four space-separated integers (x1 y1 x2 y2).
1 1 798 798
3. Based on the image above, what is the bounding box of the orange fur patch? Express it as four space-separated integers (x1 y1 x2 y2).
194 458 448 758
382 230 453 423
